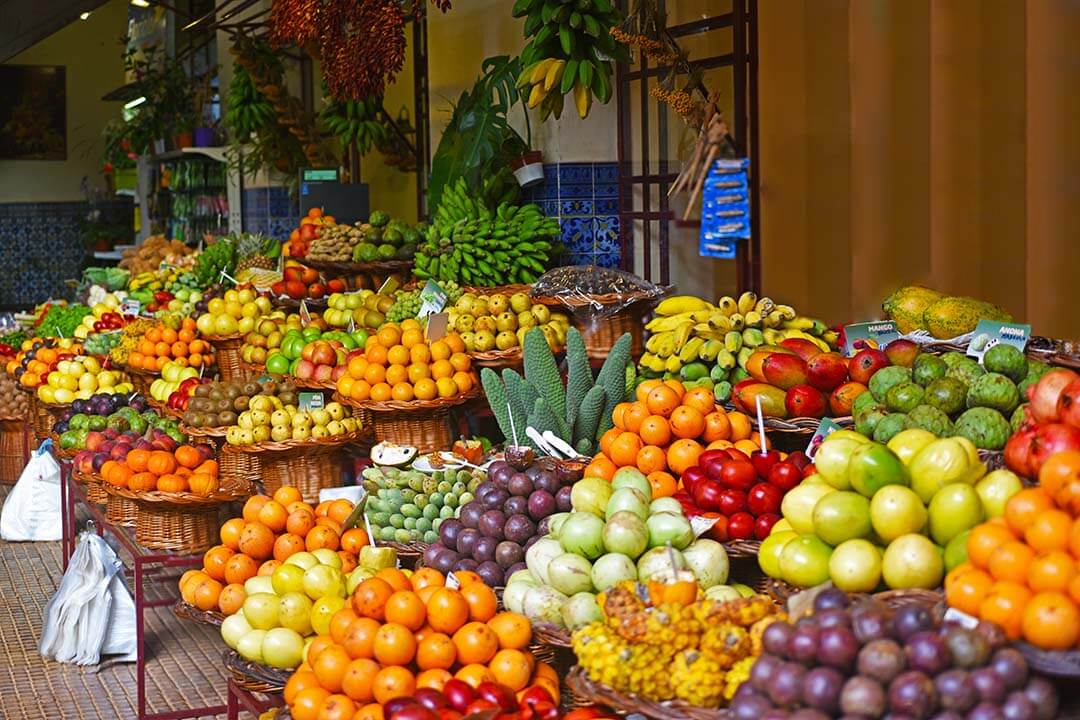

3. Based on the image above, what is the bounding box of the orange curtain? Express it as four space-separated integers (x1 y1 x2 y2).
756 0 1080 339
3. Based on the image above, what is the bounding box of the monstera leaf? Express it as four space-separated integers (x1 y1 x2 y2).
428 55 530 211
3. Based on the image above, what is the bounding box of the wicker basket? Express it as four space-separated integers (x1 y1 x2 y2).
221 429 366 503
206 333 246 381
765 578 944 612
300 258 415 291
0 419 27 484
83 472 108 505
124 365 157 396
172 599 224 627
106 491 139 526
567 666 728 720
106 479 249 553
28 395 53 440
577 303 647 361
222 650 292 693
333 391 477 454
219 449 262 488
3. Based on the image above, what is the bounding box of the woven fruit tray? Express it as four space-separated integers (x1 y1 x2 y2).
218 427 369 456
299 258 414 276
566 666 730 720
222 650 291 693
172 599 224 627
332 388 480 414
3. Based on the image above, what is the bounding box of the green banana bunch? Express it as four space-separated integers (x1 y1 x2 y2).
416 178 561 286
512 0 626 120
320 91 388 156
225 65 275 142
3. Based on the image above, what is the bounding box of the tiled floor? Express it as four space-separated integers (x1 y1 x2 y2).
0 487 258 720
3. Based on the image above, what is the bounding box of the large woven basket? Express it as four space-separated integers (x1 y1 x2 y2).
106 491 138 526
0 419 27 484
78 470 108 505
299 258 414 291
105 478 249 553
221 429 366 503
206 334 246 381
28 394 53 440
566 666 727 720
124 365 157 396
333 390 476 454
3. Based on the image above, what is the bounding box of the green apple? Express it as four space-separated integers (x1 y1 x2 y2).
870 485 928 543
975 469 1024 518
704 585 743 602
882 534 944 589
278 592 314 635
812 491 872 546
780 483 835 535
829 539 883 593
909 438 987 503
303 565 345 600
310 596 347 636
237 629 267 663
262 627 305 669
887 428 938 466
272 564 307 596
814 436 870 490
849 442 910 498
944 530 970 571
779 535 833 588
243 593 281 630
758 530 797 578
928 483 984 546
285 551 319 570
244 576 275 596
311 548 343 569
221 613 253 650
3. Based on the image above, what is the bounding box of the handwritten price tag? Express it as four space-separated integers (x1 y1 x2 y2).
690 515 719 538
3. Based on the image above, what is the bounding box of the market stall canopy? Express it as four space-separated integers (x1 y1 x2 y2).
0 0 107 62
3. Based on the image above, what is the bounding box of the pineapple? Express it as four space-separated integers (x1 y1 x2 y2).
235 233 275 271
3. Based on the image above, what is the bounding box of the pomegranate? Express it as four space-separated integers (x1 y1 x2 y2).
1058 379 1080 429
1029 369 1079 423
1029 423 1080 476
1004 427 1036 478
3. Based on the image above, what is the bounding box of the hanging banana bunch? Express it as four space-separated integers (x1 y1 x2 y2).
224 65 276 143
512 0 627 120
319 90 389 157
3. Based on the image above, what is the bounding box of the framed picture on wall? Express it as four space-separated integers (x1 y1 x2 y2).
0 65 66 160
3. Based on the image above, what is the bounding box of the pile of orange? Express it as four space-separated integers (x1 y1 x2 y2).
584 378 766 497
335 321 477 404
101 443 220 495
179 488 367 616
8 341 85 388
127 317 215 371
285 567 557 720
945 450 1080 650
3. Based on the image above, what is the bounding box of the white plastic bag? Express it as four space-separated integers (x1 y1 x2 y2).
40 533 136 665
1 440 62 541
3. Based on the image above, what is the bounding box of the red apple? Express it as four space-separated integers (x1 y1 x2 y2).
750 449 781 478
476 682 517 712
1058 379 1080 429
848 348 890 385
767 462 803 492
718 489 748 516
327 278 346 293
681 466 706 494
719 461 757 491
295 359 315 379
311 342 336 367
727 511 756 540
308 283 326 299
806 352 850 392
786 450 811 470
747 482 784 516
313 364 334 382
441 680 476 712
785 384 827 418
692 479 725 512
331 365 347 381
704 513 729 542
85 431 106 452
283 266 304 283
755 513 781 539
701 455 726 482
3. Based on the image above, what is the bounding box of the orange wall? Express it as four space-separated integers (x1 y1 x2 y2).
756 0 1080 339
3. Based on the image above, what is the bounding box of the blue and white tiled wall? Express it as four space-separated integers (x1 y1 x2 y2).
0 201 129 307
242 186 301 240
524 162 622 269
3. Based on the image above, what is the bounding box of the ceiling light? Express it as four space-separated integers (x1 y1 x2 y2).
124 96 147 109
130 0 150 7
79 11 91 19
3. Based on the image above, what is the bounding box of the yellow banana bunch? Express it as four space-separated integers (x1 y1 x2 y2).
656 295 714 316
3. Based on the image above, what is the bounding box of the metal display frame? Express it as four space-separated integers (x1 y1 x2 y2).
615 0 759 290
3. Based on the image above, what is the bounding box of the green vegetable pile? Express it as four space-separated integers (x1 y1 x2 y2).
81 267 131 292
36 305 92 339
193 238 237 287
415 177 561 286
481 326 633 456
0 330 28 349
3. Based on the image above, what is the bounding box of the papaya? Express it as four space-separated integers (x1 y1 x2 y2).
923 296 1012 339
882 286 945 333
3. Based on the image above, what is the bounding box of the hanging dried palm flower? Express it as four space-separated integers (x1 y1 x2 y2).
611 0 679 65
650 54 709 127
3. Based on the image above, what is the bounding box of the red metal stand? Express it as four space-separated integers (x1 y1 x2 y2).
60 460 228 720
226 679 284 720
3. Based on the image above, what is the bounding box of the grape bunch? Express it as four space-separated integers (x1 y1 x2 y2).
385 281 464 323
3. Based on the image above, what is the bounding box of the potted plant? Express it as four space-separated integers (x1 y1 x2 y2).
428 55 541 210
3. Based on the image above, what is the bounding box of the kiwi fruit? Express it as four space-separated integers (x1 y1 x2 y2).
278 391 297 407
217 411 238 426
233 395 250 412
242 382 261 396
193 385 210 397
